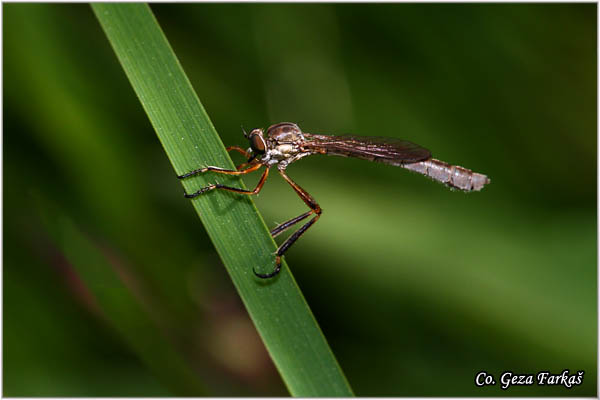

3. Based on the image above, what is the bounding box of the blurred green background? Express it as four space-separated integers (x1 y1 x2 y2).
3 3 596 396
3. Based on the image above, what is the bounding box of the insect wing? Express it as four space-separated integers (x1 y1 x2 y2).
306 134 432 163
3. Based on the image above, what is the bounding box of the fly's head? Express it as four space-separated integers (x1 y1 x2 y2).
244 127 268 162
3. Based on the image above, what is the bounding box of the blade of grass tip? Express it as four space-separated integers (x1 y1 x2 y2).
92 3 353 396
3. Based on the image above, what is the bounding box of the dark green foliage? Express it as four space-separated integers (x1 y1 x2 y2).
3 3 596 396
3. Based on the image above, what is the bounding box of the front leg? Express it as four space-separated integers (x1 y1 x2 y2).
226 146 258 170
177 160 263 179
184 166 269 198
226 145 250 159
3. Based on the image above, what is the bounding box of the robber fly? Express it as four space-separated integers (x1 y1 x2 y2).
178 122 490 278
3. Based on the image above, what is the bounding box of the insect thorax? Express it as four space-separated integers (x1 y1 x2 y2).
267 122 304 142
262 122 308 167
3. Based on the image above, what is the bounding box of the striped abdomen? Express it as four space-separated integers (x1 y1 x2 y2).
402 158 490 192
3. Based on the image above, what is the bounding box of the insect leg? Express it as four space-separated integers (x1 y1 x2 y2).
225 146 259 170
226 146 250 158
184 166 269 198
254 168 322 279
178 160 263 179
233 154 259 171
255 216 320 279
270 210 313 238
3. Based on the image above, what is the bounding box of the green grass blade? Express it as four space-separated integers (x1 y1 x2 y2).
92 3 353 396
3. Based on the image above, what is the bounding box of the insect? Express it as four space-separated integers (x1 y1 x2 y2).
178 122 490 279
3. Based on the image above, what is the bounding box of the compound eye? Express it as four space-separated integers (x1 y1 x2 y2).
250 133 266 154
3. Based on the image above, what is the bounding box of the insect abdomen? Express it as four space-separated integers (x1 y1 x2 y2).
402 158 490 191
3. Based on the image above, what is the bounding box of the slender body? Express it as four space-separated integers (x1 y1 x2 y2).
178 122 490 278
297 132 488 192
